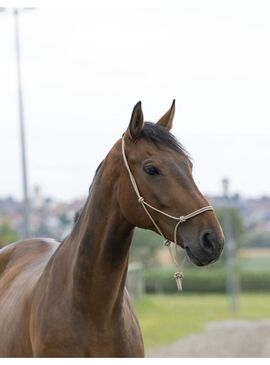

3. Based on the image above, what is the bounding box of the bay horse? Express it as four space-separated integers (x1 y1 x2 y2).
0 101 224 357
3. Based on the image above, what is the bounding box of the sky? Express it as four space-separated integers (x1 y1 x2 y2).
0 2 270 201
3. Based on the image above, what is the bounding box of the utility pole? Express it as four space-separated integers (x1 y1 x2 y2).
222 178 239 312
13 8 31 238
1 8 35 238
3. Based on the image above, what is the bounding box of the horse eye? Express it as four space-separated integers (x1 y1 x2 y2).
143 165 160 176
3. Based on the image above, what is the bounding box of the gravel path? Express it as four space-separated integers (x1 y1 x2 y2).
147 320 270 357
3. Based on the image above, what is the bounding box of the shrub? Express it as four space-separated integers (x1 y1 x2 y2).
144 266 270 293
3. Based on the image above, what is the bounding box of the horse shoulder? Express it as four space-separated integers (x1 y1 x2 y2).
0 238 59 357
0 239 59 284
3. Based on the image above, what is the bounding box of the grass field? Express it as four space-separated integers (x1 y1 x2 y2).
135 293 270 349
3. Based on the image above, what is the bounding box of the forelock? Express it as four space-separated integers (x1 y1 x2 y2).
140 122 191 160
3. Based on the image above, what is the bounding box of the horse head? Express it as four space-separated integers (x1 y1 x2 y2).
117 100 224 266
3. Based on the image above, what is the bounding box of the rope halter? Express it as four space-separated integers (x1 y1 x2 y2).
121 135 214 291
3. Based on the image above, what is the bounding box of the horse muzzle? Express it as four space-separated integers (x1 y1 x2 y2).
185 230 224 266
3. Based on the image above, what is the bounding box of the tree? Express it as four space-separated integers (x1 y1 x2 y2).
215 207 245 247
0 222 18 248
243 230 270 248
130 228 163 267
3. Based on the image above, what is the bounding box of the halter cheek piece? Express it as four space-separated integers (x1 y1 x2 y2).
122 135 214 291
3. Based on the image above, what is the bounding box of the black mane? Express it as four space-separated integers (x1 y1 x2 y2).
74 160 104 224
88 160 104 192
140 122 190 159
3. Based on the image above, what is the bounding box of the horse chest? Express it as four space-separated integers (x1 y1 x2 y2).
74 310 144 357
83 322 144 357
33 319 144 357
31 299 144 357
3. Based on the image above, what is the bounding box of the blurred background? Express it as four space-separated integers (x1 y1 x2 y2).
1 1 270 357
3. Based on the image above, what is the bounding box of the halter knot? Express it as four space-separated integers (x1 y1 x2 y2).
164 240 171 246
174 271 184 291
138 196 144 204
174 271 184 279
179 216 186 223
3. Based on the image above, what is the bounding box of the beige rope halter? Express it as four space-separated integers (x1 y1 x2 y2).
122 135 214 291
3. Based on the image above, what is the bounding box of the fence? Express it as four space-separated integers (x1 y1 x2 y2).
126 262 144 300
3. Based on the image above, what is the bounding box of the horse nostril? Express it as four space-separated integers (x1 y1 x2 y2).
200 230 215 254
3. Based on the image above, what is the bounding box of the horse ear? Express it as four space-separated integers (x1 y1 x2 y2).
156 99 175 130
126 101 144 140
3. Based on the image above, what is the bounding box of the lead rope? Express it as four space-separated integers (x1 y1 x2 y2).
165 241 186 290
122 136 214 291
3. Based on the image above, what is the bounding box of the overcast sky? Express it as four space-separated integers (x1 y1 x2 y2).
0 3 270 201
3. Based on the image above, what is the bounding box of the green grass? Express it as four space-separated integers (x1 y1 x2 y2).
135 293 270 349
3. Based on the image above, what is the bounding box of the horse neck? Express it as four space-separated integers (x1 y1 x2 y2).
56 153 134 323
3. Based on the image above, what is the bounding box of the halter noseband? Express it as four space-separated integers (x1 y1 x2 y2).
122 135 214 290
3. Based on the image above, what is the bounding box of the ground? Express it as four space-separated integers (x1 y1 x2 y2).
147 319 270 357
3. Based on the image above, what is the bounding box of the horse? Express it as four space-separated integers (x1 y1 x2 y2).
0 100 224 357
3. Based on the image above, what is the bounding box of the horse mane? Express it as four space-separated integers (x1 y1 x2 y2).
88 160 104 192
73 160 104 224
73 209 83 224
140 122 191 160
